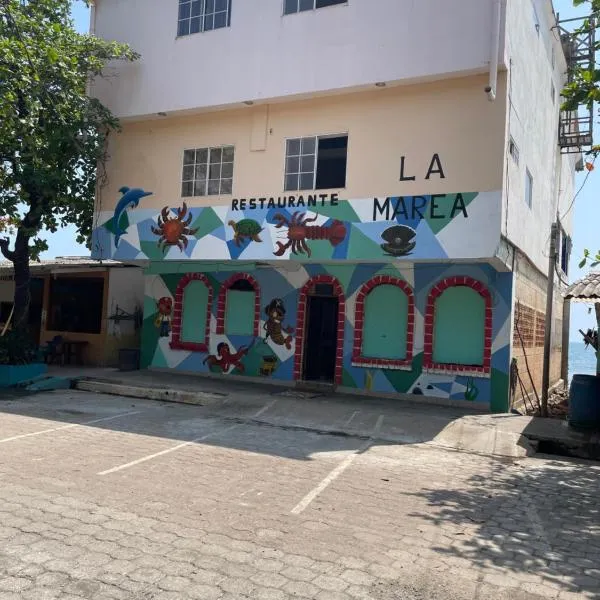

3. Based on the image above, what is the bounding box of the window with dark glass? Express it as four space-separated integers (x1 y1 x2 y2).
284 0 346 15
178 0 232 37
48 277 104 334
284 135 347 191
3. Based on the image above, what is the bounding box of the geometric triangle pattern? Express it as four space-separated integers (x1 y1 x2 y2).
91 190 502 263
140 259 512 411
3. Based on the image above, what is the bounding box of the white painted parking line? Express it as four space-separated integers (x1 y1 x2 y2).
0 411 141 444
98 423 240 476
252 399 278 418
344 410 360 427
291 414 385 516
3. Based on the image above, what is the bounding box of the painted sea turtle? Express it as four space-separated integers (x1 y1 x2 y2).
228 219 263 247
380 224 417 256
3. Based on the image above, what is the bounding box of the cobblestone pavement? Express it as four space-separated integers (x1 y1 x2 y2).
0 390 599 600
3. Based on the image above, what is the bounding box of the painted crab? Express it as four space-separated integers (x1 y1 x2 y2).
380 225 417 257
151 203 199 252
228 219 263 247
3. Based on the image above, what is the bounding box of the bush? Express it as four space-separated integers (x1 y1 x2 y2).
0 329 38 365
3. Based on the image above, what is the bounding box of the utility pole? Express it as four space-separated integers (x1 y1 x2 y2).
541 223 558 417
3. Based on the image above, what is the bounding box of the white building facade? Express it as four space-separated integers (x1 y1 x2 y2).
90 0 578 411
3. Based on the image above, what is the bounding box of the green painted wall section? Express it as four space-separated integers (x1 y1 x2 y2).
225 290 255 336
490 368 510 413
363 285 407 359
181 281 209 343
433 287 485 365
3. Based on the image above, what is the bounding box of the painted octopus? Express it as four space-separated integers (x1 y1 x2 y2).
203 342 253 374
263 298 294 350
151 202 199 252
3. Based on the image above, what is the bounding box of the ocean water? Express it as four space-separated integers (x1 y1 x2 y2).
568 341 597 383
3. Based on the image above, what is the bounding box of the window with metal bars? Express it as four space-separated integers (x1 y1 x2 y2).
181 146 234 197
177 0 231 37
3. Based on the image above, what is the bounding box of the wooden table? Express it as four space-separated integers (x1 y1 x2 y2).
62 340 89 366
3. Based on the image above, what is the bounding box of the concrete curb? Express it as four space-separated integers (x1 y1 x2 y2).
75 379 226 406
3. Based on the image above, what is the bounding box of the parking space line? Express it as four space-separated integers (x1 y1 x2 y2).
98 423 240 476
252 399 278 418
0 411 141 444
291 414 384 515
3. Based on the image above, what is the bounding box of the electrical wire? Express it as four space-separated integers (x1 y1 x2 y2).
559 153 596 221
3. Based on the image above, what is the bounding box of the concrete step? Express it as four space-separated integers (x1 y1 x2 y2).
75 378 226 406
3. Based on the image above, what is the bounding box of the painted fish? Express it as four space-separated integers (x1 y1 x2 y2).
113 186 153 247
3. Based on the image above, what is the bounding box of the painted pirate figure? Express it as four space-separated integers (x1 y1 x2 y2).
263 298 294 350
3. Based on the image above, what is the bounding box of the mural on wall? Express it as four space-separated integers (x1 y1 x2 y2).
229 219 263 246
464 377 479 402
380 225 417 257
112 187 153 247
154 297 172 337
141 262 513 411
203 341 254 374
272 212 347 258
151 203 199 252
93 191 502 262
263 298 294 350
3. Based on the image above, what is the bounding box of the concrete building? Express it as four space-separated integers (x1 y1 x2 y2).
0 258 144 366
90 0 583 411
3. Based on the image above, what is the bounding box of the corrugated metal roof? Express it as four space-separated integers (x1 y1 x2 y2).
565 271 600 302
0 256 131 274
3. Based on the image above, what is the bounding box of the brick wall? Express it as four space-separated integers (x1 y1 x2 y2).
512 255 565 405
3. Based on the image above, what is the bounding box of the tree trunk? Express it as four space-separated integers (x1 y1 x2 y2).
11 229 31 333
0 223 33 335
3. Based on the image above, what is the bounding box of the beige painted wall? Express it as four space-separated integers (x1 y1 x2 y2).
97 74 507 213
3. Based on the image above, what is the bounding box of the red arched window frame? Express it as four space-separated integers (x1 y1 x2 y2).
423 276 492 375
170 273 213 352
216 273 260 336
352 276 414 369
294 275 345 385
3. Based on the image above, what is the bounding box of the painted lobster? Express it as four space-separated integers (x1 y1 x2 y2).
272 212 347 258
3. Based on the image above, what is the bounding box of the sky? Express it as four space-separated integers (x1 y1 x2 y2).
48 1 599 340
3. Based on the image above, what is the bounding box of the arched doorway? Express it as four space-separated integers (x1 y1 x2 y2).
294 275 345 384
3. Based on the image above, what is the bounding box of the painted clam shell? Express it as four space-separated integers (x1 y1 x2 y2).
380 225 417 256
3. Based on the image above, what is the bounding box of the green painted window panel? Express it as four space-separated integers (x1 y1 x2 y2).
181 281 209 343
432 287 485 365
362 285 407 359
225 290 255 336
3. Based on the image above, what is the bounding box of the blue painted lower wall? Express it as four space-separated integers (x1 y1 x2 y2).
141 262 513 412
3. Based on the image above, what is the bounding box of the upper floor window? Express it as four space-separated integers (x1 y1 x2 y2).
178 0 232 37
284 0 345 15
559 226 571 275
284 135 347 191
182 146 234 197
525 168 533 208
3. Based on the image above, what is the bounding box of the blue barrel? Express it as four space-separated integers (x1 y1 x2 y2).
569 374 600 430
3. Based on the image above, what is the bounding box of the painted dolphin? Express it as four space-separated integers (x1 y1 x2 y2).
112 186 153 247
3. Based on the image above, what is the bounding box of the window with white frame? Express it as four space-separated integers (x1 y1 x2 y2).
284 135 348 191
525 168 533 208
284 0 346 16
178 0 231 37
181 146 234 197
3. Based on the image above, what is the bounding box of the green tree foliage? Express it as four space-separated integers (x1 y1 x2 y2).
0 0 137 333
561 1 600 270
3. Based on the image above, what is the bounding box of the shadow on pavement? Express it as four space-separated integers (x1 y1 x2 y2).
408 454 600 598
